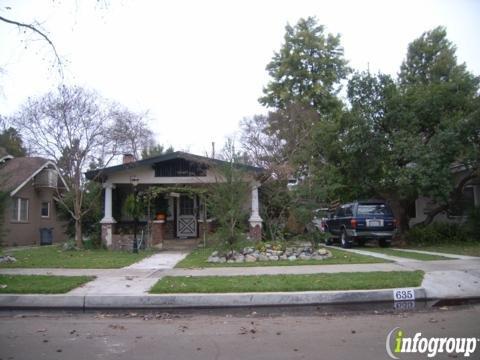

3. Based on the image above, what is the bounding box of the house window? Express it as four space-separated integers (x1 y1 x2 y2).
11 198 29 222
154 159 207 177
41 202 50 218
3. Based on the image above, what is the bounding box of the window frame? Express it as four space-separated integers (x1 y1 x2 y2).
11 197 29 222
40 201 50 218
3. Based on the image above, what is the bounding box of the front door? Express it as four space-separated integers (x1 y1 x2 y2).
177 195 197 238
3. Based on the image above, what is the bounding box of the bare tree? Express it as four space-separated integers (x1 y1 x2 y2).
240 114 292 179
10 85 123 247
109 106 154 160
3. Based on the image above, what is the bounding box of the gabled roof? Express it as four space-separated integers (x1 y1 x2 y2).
0 157 69 195
85 151 263 181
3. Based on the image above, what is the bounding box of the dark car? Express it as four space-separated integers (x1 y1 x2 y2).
325 201 396 248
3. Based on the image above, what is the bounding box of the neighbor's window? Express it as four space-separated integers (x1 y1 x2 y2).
11 198 29 222
41 201 50 218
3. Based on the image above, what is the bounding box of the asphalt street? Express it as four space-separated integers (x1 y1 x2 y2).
1 303 479 360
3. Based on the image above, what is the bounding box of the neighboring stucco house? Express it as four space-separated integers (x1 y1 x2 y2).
0 153 69 247
85 152 264 250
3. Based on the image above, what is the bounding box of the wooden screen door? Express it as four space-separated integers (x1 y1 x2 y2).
177 195 197 238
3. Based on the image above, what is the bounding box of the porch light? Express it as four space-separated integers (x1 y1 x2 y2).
130 175 140 187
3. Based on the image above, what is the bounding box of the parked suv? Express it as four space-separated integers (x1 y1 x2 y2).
325 201 396 248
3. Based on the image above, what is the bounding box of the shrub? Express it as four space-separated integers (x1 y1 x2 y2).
465 207 480 241
406 222 470 245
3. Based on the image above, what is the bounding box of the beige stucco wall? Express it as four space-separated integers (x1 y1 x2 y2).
2 183 67 247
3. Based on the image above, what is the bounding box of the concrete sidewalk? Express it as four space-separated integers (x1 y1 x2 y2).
1 248 479 309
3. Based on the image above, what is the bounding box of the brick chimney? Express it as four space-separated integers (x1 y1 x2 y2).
123 154 135 164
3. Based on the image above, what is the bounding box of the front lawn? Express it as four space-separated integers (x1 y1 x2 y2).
150 271 424 293
0 275 94 294
0 245 155 268
403 243 480 257
363 248 451 261
175 246 387 268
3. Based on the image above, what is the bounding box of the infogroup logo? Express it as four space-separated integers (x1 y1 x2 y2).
386 327 478 358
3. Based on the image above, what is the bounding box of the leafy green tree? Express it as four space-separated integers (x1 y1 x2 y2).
0 127 27 157
207 142 249 249
259 17 349 112
141 144 174 159
312 27 480 234
259 17 349 170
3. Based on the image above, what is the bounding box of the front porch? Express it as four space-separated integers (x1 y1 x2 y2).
88 152 264 251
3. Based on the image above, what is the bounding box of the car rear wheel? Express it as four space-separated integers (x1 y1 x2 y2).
379 239 391 248
341 229 351 249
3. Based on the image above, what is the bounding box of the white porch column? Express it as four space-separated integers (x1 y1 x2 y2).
100 183 116 223
100 183 116 249
249 182 262 241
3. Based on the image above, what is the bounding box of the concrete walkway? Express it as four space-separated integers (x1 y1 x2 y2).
123 251 188 270
324 245 420 262
390 248 478 260
1 247 480 307
65 252 188 296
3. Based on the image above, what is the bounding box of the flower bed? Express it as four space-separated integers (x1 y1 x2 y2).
207 245 332 263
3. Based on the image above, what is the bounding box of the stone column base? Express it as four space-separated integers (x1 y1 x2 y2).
152 220 165 249
101 223 115 249
249 221 262 241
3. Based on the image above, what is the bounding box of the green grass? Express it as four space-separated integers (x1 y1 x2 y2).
175 246 387 268
0 275 94 294
362 247 450 261
403 243 480 257
0 245 155 268
150 271 424 293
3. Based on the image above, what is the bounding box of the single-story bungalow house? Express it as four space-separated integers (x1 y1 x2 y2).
85 152 264 250
0 151 69 246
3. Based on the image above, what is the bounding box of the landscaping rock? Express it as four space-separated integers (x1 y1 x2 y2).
245 255 257 262
288 255 297 261
299 254 312 260
211 251 219 257
317 249 328 256
207 256 220 263
258 254 269 262
235 255 245 263
279 254 287 260
218 257 227 263
268 255 279 261
312 255 326 261
0 255 17 264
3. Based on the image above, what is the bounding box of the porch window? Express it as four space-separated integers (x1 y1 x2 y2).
153 159 207 177
11 198 29 222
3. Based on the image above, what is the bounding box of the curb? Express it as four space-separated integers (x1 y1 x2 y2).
0 288 427 309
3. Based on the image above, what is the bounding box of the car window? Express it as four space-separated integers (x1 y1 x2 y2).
357 204 393 216
345 206 353 217
335 207 344 217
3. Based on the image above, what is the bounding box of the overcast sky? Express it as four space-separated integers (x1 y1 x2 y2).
1 0 479 156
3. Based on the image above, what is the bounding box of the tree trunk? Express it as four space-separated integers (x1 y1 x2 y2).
75 218 82 247
388 198 410 238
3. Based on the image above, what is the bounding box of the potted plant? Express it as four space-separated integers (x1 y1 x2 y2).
155 197 169 221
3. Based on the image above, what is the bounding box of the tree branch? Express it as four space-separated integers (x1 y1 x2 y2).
0 15 63 73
